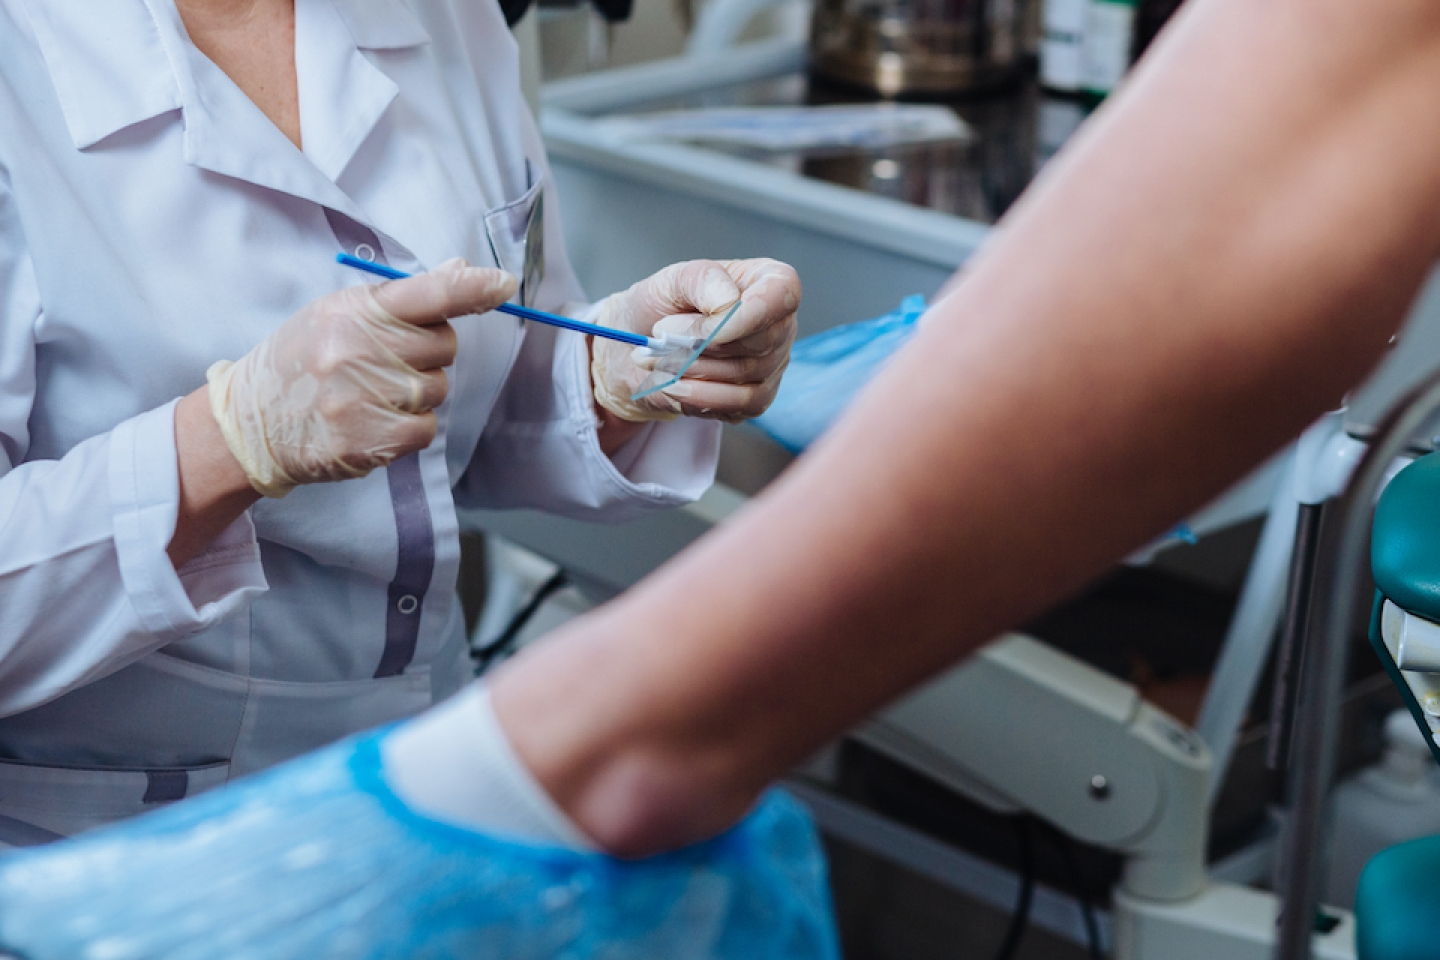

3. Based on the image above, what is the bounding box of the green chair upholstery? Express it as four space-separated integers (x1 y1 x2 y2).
1370 453 1440 767
1356 835 1440 960
1374 453 1440 624
1361 455 1440 958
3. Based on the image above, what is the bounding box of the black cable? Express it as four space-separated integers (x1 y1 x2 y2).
472 569 569 674
1042 824 1104 960
992 817 1035 960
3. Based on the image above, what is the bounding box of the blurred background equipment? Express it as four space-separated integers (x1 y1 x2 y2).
808 0 1040 97
1325 709 1440 910
1041 0 1186 97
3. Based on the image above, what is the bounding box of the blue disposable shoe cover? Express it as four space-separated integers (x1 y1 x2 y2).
753 295 926 453
0 731 839 960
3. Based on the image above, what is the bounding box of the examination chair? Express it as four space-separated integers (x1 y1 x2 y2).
1355 450 1440 960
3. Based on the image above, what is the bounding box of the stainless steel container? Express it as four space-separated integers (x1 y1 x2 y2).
810 0 1039 97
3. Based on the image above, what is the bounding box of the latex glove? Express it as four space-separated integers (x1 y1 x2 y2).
0 718 839 959
591 259 800 423
208 260 516 497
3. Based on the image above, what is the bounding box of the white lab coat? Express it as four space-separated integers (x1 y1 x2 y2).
0 0 719 838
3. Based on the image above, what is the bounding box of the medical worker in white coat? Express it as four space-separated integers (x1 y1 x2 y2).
0 0 799 842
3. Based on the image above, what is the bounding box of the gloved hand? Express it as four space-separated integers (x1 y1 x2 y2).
591 259 800 423
207 260 517 497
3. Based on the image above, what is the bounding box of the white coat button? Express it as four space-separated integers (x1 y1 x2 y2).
397 594 419 615
354 243 376 262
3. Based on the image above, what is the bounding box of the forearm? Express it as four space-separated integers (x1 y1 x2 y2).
495 0 1440 855
168 387 260 568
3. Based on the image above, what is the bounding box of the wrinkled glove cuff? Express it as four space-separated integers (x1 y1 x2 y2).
590 345 679 424
206 359 297 499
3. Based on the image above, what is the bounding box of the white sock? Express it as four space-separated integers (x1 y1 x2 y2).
380 682 595 850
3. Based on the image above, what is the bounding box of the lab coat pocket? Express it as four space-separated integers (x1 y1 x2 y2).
229 668 433 778
483 176 545 307
0 757 230 847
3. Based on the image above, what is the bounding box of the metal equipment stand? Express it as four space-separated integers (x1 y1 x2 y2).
1274 372 1440 960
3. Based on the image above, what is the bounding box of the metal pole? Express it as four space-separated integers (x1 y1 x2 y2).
1274 372 1440 960
1197 449 1299 801
1265 501 1323 773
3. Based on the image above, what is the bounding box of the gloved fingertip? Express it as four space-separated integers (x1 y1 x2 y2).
687 299 744 342
627 346 658 369
661 379 693 399
681 262 738 314
720 295 766 336
714 297 746 332
457 268 517 310
651 314 703 339
435 257 469 273
493 270 520 296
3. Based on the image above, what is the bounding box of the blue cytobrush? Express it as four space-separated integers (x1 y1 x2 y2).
336 252 740 398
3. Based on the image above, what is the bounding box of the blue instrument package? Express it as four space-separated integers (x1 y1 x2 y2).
754 295 926 453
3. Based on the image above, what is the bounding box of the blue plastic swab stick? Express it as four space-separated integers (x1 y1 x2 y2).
336 253 651 348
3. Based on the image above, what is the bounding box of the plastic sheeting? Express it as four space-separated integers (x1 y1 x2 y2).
0 731 838 960
754 294 926 452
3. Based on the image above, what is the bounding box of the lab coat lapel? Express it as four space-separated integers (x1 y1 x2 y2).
183 60 369 222
138 0 369 223
312 0 477 273
25 0 423 234
146 0 433 231
297 0 429 186
20 0 182 150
